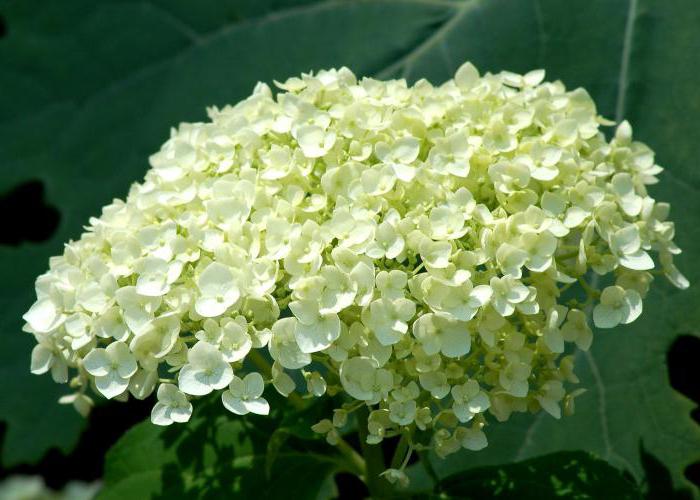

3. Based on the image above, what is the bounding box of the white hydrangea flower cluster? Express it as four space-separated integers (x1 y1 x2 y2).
23 63 687 471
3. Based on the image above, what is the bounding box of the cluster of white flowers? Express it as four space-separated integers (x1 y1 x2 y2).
23 63 686 476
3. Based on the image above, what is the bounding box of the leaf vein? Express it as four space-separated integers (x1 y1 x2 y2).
375 0 470 80
142 1 203 44
615 0 638 122
532 0 546 66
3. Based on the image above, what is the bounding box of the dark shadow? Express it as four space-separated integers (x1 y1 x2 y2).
336 472 368 499
151 396 338 499
640 443 693 500
0 15 6 39
668 336 700 410
0 398 151 487
115 392 373 499
435 450 640 500
0 181 60 246
667 335 700 487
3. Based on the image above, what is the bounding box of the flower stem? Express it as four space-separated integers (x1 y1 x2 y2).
577 276 599 299
356 405 393 499
417 449 441 493
248 349 305 410
335 435 366 477
390 433 410 470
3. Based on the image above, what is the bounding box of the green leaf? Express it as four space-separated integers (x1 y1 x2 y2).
97 401 341 500
431 451 641 499
1 2 698 492
277 394 340 440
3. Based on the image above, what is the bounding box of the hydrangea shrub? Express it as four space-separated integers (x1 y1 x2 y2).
22 63 687 482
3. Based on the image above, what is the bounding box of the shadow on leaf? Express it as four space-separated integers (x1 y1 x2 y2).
640 443 693 500
0 181 60 246
99 395 344 500
431 451 640 500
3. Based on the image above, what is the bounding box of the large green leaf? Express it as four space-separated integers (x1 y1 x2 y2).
1 1 698 493
432 451 641 499
97 400 342 499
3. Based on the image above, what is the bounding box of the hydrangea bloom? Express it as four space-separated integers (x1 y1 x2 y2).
22 63 687 477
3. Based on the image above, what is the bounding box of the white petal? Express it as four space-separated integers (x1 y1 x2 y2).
170 405 193 423
108 341 138 378
272 369 296 396
96 373 129 399
470 285 493 306
30 345 53 375
538 397 562 419
544 328 565 353
392 163 416 182
294 314 341 354
453 404 474 423
288 300 319 325
116 355 138 379
621 290 643 324
468 392 491 414
392 137 420 163
244 372 265 399
270 318 312 369
195 296 229 318
592 305 622 329
243 398 270 416
340 357 377 401
178 365 213 396
455 62 479 89
23 299 63 333
563 207 588 228
83 349 110 377
222 393 248 415
136 274 169 297
460 429 488 451
531 166 558 181
51 361 68 384
441 328 472 358
129 369 158 400
79 282 110 313
619 250 654 271
666 265 690 290
296 125 335 158
198 262 235 294
151 402 173 426
208 363 234 390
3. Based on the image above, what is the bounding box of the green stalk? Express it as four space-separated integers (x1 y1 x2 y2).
335 435 367 477
390 433 410 470
356 405 394 499
248 349 305 410
417 449 441 493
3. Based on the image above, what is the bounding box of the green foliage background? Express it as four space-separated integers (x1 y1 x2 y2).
0 0 698 497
